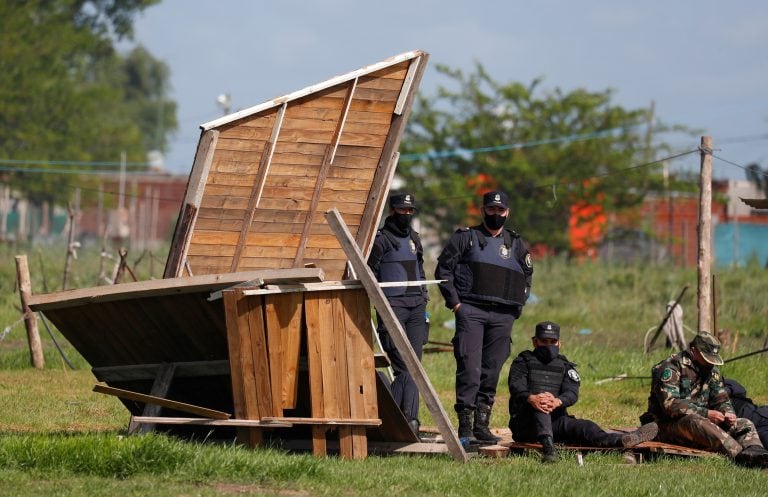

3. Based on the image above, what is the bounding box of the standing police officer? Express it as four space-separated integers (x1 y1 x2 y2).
643 332 768 468
509 321 658 462
367 192 428 436
435 190 532 443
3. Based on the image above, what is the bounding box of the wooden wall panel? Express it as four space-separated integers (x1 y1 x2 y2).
176 51 427 280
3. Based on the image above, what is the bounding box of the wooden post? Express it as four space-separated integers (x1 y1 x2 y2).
15 255 44 369
62 203 77 290
326 208 468 462
697 136 713 333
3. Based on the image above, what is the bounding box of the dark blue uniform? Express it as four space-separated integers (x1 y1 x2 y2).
367 219 428 424
435 225 532 412
508 350 623 446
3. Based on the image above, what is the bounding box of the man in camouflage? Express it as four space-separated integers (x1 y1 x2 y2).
643 332 768 468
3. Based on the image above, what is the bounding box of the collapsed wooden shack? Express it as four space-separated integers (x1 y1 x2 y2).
28 50 468 461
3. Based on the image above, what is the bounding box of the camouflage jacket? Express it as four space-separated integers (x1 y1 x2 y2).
646 350 735 421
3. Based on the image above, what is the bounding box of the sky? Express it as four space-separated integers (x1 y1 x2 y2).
129 0 768 181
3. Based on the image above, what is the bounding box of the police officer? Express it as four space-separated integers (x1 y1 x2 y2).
643 332 768 468
435 190 532 443
508 321 658 462
724 378 768 449
367 192 428 436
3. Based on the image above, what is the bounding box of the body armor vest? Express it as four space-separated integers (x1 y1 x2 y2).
377 230 424 300
458 228 527 306
526 355 567 395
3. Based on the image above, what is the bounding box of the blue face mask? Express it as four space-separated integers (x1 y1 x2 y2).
534 344 560 363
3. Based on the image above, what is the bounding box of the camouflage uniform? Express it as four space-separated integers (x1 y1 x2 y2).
644 350 763 457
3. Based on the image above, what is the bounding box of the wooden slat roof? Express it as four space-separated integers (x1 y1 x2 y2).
164 50 429 281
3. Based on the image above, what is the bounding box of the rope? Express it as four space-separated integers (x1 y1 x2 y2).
0 317 25 342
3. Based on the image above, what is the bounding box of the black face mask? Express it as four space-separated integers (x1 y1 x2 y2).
534 345 560 363
483 213 507 230
392 213 413 232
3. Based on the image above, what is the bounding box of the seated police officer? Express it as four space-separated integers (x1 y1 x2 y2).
367 192 428 436
508 321 658 463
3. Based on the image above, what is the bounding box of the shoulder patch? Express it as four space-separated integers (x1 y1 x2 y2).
661 368 673 382
525 253 533 268
567 369 580 382
712 371 721 382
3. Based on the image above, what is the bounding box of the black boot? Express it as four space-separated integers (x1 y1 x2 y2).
457 408 476 441
539 435 557 463
473 404 501 444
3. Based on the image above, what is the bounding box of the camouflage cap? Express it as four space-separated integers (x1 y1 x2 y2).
534 321 560 340
691 332 724 365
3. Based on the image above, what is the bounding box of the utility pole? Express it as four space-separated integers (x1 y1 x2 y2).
697 136 713 333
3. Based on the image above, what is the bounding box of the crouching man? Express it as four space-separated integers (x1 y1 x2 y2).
642 332 768 468
508 321 658 463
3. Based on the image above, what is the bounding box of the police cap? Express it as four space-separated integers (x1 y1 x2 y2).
691 332 724 365
482 190 509 209
389 192 417 210
534 321 560 340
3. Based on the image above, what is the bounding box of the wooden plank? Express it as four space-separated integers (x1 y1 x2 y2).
245 295 273 419
355 52 428 254
265 292 303 409
93 384 231 420
330 290 355 459
260 417 381 426
164 129 219 278
231 102 287 272
394 56 419 115
136 362 177 434
293 79 357 268
304 293 327 456
223 289 247 421
199 52 426 131
325 208 468 462
28 269 324 311
132 416 291 427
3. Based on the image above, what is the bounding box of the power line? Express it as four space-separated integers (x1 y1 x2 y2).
0 165 175 176
399 126 641 162
712 154 768 179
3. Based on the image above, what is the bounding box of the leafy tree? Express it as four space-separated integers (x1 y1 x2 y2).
400 63 674 253
0 0 170 215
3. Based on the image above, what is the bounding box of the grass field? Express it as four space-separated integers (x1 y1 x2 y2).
1 243 768 496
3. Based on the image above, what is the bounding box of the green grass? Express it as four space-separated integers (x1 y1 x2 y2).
1 246 768 495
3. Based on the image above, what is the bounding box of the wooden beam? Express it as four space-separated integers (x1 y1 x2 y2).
260 417 381 426
28 268 325 311
136 362 177 434
293 79 357 268
132 416 291 428
325 208 468 462
230 103 287 271
164 129 219 278
200 50 427 131
93 384 231 420
356 52 428 254
394 56 420 115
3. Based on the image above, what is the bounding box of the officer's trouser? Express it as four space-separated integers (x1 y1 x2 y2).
511 408 623 447
377 303 427 421
452 302 516 411
657 413 762 458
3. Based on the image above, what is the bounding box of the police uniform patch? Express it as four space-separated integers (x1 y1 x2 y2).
567 369 580 382
409 239 417 255
525 253 533 268
712 371 720 382
499 244 511 259
661 368 673 382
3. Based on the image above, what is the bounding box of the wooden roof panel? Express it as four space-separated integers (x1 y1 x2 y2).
165 50 428 280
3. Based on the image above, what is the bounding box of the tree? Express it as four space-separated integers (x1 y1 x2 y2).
0 0 170 217
400 63 671 253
